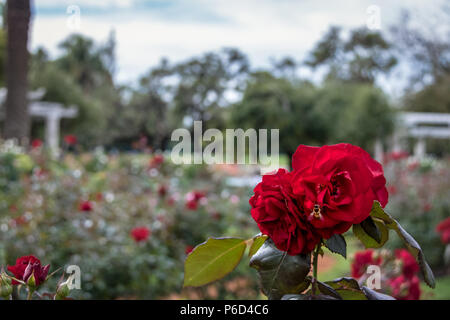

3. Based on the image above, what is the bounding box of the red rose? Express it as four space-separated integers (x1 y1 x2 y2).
388 275 421 300
291 144 388 239
7 255 50 286
395 249 419 279
249 169 321 255
79 200 93 212
436 217 450 244
131 227 151 242
64 135 77 146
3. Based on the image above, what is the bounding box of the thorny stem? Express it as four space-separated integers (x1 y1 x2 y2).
312 241 322 295
27 288 34 300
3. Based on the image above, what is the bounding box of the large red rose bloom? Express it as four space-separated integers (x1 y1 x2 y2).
249 168 321 255
7 255 50 286
291 144 388 239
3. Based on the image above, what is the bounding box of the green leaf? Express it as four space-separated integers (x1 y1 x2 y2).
183 237 247 287
360 216 381 243
335 289 368 300
361 286 395 300
249 238 311 300
248 234 268 258
317 281 342 299
324 277 366 300
353 218 389 249
325 277 360 291
324 234 347 258
369 201 436 288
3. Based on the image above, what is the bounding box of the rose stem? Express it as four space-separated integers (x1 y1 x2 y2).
312 241 322 295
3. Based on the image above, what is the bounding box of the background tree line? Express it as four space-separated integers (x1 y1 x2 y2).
0 2 449 156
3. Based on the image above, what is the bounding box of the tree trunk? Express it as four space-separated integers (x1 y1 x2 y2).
3 0 31 144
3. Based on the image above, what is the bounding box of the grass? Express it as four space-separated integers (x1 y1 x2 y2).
421 275 450 300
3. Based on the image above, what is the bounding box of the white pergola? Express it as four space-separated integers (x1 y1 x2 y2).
375 112 450 161
0 88 78 153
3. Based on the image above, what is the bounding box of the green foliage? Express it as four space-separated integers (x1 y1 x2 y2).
324 234 347 258
183 237 247 287
353 217 389 249
231 75 395 157
249 239 311 300
248 234 268 258
305 26 397 83
0 146 260 299
367 201 435 288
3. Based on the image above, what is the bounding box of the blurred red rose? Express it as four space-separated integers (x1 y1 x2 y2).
250 168 321 255
31 139 43 149
388 275 421 300
95 192 103 202
64 135 77 145
185 245 194 255
158 185 167 197
436 217 450 244
387 185 397 195
79 200 93 212
185 191 206 211
351 249 382 279
385 150 409 163
395 249 419 279
291 143 388 239
149 154 164 169
7 255 50 286
131 227 151 242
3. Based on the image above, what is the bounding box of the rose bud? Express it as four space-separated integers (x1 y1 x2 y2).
0 272 13 298
55 276 73 300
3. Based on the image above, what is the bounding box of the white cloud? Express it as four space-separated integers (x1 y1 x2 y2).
30 0 448 93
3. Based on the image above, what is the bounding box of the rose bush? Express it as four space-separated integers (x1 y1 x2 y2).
184 143 436 300
351 248 422 300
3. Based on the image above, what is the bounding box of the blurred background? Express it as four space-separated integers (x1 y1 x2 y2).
0 0 449 299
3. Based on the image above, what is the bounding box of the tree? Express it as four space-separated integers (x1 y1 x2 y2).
172 48 249 130
391 10 450 89
56 34 114 93
229 71 319 159
305 26 397 84
3 0 31 143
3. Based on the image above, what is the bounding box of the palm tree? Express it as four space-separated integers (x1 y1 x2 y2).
3 0 31 143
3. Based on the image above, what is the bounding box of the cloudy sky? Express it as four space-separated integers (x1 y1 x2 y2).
29 0 447 93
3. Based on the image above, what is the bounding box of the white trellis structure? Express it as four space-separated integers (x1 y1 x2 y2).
375 112 450 162
0 88 78 154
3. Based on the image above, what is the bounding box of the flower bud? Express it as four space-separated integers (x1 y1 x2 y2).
55 282 70 300
26 272 37 289
0 274 13 298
